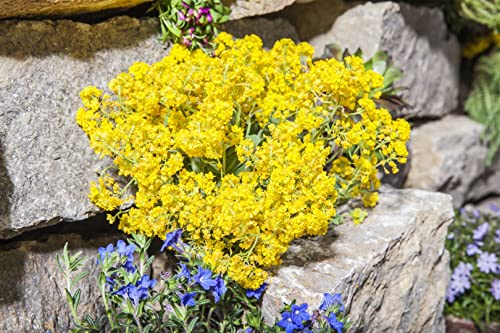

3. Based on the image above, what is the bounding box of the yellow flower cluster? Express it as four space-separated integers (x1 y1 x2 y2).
76 33 410 288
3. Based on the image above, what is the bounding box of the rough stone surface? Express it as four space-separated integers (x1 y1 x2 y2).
404 116 488 208
262 188 454 333
222 17 299 47
309 1 460 118
0 17 168 239
466 155 500 202
0 232 120 333
278 0 355 41
0 0 152 19
227 0 295 20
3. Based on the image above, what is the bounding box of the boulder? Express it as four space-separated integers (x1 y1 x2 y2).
0 16 168 239
222 17 299 47
0 232 120 333
0 0 152 19
404 116 488 207
466 155 500 202
227 0 295 20
309 2 460 119
262 188 454 333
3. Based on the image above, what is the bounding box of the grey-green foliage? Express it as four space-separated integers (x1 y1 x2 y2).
457 0 500 30
465 49 500 165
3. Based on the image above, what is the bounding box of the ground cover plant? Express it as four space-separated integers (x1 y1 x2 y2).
57 230 351 332
76 32 410 289
445 207 500 330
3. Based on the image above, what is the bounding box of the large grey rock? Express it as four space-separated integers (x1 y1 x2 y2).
466 155 500 202
262 188 454 333
404 116 488 207
227 0 295 20
0 17 168 239
0 233 120 333
222 17 299 47
309 2 460 118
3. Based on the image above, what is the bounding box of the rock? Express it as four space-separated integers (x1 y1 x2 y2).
0 16 168 239
0 0 152 19
222 17 299 47
466 196 500 215
404 116 488 208
227 0 295 20
466 155 500 202
278 0 355 41
0 232 120 333
262 188 454 333
309 2 460 118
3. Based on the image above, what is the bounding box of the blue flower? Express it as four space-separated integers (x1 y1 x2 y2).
290 303 310 326
113 284 130 297
473 222 489 241
105 277 116 291
177 263 191 280
193 266 217 290
122 258 136 273
116 240 136 258
211 276 227 303
97 243 114 263
128 285 149 306
319 293 344 312
137 275 157 289
494 229 500 244
278 311 302 333
477 252 499 273
326 313 344 333
180 291 197 307
160 229 183 252
246 282 268 300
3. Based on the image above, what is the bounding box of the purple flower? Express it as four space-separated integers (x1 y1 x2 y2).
97 243 114 263
447 233 455 240
180 292 197 307
290 303 311 326
491 279 500 300
446 285 457 303
454 262 473 277
116 240 136 259
211 276 227 303
319 293 344 312
160 229 183 252
473 210 481 218
466 243 482 256
449 273 471 294
137 275 157 289
477 252 499 273
277 311 302 333
326 313 345 333
473 222 489 241
246 283 268 300
489 204 500 214
177 11 186 21
494 229 500 243
193 266 217 290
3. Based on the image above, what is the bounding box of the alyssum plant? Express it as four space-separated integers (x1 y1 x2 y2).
76 33 411 289
57 230 351 332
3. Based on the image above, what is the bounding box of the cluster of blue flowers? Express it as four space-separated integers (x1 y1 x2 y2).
446 206 500 305
113 275 157 306
276 293 347 333
98 239 136 272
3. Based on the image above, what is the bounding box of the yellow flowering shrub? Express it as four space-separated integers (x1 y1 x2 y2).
76 33 410 289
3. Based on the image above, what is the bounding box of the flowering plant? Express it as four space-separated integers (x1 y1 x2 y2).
76 33 410 289
445 207 500 329
153 0 230 51
57 230 350 332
